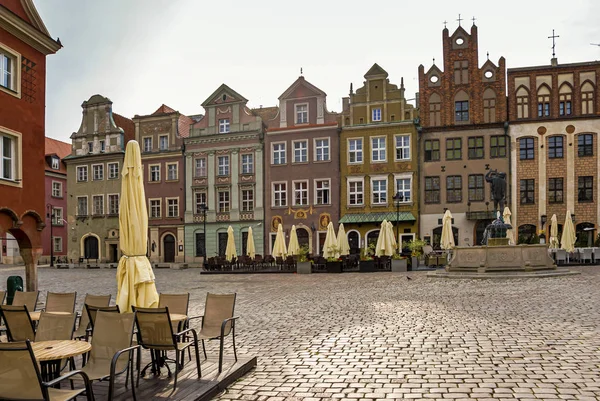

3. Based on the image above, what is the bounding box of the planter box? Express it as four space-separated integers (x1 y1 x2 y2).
297 261 312 274
391 259 408 272
359 260 376 272
326 261 342 273
410 257 420 271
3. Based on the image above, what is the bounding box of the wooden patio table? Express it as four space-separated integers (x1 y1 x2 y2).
32 340 91 382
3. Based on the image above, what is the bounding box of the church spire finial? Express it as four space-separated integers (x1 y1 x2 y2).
457 14 463 26
300 67 303 76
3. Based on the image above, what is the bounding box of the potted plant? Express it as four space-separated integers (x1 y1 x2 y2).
325 245 343 273
296 245 312 274
407 238 427 271
391 252 408 272
359 243 376 272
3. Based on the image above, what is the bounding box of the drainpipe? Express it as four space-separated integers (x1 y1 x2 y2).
416 122 422 240
181 141 186 263
504 121 510 215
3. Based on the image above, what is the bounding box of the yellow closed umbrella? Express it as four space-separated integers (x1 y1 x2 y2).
272 223 287 258
336 223 350 256
387 221 397 253
375 220 394 256
288 225 300 256
561 211 576 252
322 222 338 258
441 210 455 250
246 227 256 258
503 206 515 245
225 225 237 262
116 141 159 313
549 214 559 249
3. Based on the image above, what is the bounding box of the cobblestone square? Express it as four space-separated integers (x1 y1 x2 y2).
1 266 599 400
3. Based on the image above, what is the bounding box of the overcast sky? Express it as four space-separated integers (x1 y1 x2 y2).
37 0 599 143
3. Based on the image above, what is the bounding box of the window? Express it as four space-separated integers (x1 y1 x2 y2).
520 138 534 160
537 86 551 117
159 135 168 150
294 181 308 206
315 179 330 205
516 87 530 119
52 208 62 225
108 194 119 215
395 177 411 202
372 108 382 122
218 191 230 212
429 93 441 127
77 197 87 216
348 138 363 163
150 199 161 218
99 140 105 152
217 156 229 176
0 52 14 90
273 183 287 207
395 135 410 161
51 157 59 170
272 143 286 165
219 119 230 133
520 179 535 204
195 192 207 214
455 101 469 122
149 165 160 182
490 135 506 158
548 136 563 159
92 195 104 215
87 142 93 153
578 134 593 157
371 137 386 162
241 189 254 212
348 179 363 205
167 198 179 217
453 60 469 84
468 174 484 202
76 166 88 182
108 162 119 179
51 181 62 198
424 140 440 162
446 176 462 203
468 137 484 159
315 138 330 161
559 85 572 116
578 176 593 202
195 158 206 177
167 163 177 180
92 164 104 181
446 138 462 160
295 104 308 124
581 82 595 115
53 237 62 253
241 154 253 174
372 178 387 204
143 137 152 152
424 176 440 204
548 178 563 204
483 89 496 123
294 141 308 163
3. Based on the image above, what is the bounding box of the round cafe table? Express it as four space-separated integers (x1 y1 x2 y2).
32 340 92 382
170 313 188 332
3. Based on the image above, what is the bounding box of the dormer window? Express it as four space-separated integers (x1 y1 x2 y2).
372 108 382 122
159 135 168 150
51 157 59 170
219 119 230 134
87 142 93 153
99 140 105 152
295 104 308 124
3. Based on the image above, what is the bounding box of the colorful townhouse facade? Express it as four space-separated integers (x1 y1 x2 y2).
418 23 509 247
133 105 192 264
339 64 419 254
263 76 340 255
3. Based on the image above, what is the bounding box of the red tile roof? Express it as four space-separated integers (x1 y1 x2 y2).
251 106 279 128
113 113 135 142
152 104 177 115
45 137 71 174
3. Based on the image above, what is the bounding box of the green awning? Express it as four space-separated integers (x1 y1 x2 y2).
339 212 416 224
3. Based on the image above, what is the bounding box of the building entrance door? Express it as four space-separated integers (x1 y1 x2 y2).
163 235 175 263
84 236 99 260
109 244 118 262
218 233 228 257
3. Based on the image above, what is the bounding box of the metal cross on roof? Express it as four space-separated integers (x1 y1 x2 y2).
443 20 447 29
457 14 463 26
472 16 476 25
548 29 560 58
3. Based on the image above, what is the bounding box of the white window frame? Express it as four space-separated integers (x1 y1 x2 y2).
272 142 286 165
195 158 206 177
314 178 331 205
92 194 104 216
241 189 254 212
108 193 119 215
166 197 179 218
77 196 88 216
372 108 382 122
293 180 309 206
53 236 63 253
370 175 388 205
347 177 364 206
51 181 62 198
149 164 161 182
108 162 119 179
52 207 63 225
395 134 411 161
149 198 161 219
314 137 330 162
295 103 308 124
194 191 207 214
92 163 104 181
218 190 230 213
51 157 59 170
272 181 287 207
219 118 230 134
371 136 387 162
293 140 308 163
241 153 254 174
166 162 178 181
394 173 413 203
0 128 22 186
143 137 152 152
159 135 169 150
217 155 229 176
76 165 88 182
348 138 363 164
0 43 21 97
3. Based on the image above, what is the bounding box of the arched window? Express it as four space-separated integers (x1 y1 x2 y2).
366 230 380 248
432 226 459 248
559 83 572 116
518 224 537 244
347 231 360 255
516 86 529 119
429 93 441 127
454 91 469 123
483 88 496 123
575 222 595 247
581 82 595 115
537 85 551 117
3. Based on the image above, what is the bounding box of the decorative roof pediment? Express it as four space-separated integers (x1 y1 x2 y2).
364 63 389 79
426 64 444 76
278 76 326 100
201 84 248 107
450 25 470 41
481 59 498 70
152 104 176 115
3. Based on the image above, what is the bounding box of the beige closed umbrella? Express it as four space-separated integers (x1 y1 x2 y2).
387 221 397 253
288 225 300 256
441 210 455 250
549 214 559 249
561 211 576 252
272 223 287 258
336 223 350 256
375 220 393 257
116 140 159 313
503 206 515 245
225 225 237 262
322 222 338 258
246 227 256 258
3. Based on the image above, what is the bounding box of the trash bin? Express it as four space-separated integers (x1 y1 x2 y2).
6 275 24 305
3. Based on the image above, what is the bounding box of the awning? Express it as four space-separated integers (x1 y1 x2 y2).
339 212 416 224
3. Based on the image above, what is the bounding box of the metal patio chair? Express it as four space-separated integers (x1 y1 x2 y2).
73 294 111 340
0 304 36 342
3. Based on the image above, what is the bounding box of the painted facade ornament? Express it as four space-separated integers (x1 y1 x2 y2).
319 213 331 230
271 216 283 232
286 205 314 219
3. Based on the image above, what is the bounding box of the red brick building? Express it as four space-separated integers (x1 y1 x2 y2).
0 0 60 289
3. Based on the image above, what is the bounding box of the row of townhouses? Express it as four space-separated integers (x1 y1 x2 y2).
39 23 600 264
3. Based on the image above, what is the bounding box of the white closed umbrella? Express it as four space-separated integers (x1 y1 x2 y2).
441 210 455 250
288 225 300 256
375 220 394 257
549 214 559 249
561 211 576 253
272 223 287 258
336 223 350 256
503 206 515 245
246 227 256 258
322 222 338 258
225 225 237 262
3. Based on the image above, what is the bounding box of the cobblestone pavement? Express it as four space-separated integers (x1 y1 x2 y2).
1 266 600 400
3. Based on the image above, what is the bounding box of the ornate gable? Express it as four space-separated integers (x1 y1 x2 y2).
278 76 326 100
364 63 389 79
201 84 248 107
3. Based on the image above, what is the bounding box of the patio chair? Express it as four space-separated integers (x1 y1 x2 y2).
12 290 40 311
45 292 77 314
190 293 238 373
0 340 93 401
0 305 35 341
285 256 296 270
159 293 190 332
0 290 5 305
581 248 593 264
73 294 111 340
254 254 263 269
80 311 139 401
555 249 567 265
593 247 600 264
132 306 201 390
85 305 121 335
264 255 275 267
35 312 77 341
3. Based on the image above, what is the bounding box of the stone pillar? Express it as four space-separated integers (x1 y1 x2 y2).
20 247 42 292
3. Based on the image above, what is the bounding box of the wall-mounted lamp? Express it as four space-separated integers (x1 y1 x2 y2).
571 213 576 223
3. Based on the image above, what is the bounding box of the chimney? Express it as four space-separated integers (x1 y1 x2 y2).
551 57 558 67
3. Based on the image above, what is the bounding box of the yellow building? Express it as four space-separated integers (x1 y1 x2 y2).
339 64 419 254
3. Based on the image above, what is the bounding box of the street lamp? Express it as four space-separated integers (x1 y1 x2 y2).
198 203 208 267
392 191 404 254
46 204 54 267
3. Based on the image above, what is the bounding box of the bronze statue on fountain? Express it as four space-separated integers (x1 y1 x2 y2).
481 169 512 245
